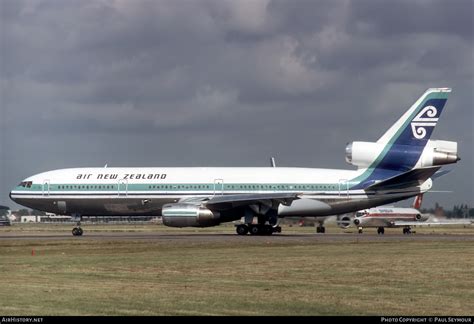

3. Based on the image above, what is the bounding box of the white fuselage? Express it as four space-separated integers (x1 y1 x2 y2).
10 167 430 221
354 207 427 228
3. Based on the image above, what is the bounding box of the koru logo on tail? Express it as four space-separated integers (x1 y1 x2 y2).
410 106 438 139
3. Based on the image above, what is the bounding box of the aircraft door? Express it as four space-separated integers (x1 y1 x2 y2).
213 179 224 196
42 180 50 196
118 179 128 197
338 179 348 196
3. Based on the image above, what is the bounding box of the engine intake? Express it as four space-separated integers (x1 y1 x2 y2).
345 141 386 168
337 215 353 229
162 203 220 227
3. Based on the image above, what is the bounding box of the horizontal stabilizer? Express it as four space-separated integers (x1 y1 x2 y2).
432 169 451 180
365 166 441 191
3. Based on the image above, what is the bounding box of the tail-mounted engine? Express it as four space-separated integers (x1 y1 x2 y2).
419 140 460 167
162 203 220 227
345 140 459 169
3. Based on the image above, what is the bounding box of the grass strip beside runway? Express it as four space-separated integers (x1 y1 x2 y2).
0 227 472 315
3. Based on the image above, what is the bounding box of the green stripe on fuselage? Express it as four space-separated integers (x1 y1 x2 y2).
14 182 356 193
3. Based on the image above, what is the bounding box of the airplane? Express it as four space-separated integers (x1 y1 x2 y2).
10 88 460 236
269 156 348 233
353 194 472 234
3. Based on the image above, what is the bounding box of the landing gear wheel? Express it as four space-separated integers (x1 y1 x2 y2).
358 227 363 234
316 226 325 233
262 225 273 235
377 227 385 235
72 215 83 236
236 225 249 235
72 227 83 236
249 225 260 235
403 228 411 235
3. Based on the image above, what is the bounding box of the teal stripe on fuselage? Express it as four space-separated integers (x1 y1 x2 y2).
14 182 356 192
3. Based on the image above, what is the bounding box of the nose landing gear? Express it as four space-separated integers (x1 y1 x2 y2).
72 225 83 236
71 214 83 236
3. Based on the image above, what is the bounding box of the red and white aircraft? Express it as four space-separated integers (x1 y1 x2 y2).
353 195 472 234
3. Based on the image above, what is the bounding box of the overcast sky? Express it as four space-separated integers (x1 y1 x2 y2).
1 0 473 210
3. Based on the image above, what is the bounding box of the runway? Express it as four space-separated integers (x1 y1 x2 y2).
1 231 473 243
1 227 473 316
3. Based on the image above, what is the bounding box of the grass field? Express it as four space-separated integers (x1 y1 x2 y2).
0 223 473 316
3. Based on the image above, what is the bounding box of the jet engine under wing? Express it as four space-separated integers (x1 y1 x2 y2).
365 166 441 191
205 192 300 211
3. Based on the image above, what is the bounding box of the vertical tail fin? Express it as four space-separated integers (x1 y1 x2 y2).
371 88 451 171
377 88 451 147
350 88 452 190
412 194 423 209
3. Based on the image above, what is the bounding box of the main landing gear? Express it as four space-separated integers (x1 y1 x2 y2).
316 225 326 233
72 214 83 236
235 224 282 236
377 227 413 235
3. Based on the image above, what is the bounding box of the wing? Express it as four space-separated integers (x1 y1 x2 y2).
178 196 210 204
204 192 300 211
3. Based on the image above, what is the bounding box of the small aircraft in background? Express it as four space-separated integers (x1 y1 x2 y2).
353 194 472 234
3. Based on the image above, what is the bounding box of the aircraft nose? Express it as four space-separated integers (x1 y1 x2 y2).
9 191 16 202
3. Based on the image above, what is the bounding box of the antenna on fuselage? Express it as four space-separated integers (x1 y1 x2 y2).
104 163 108 168
270 157 276 167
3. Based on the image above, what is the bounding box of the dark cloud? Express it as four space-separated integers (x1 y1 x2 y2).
1 0 472 210
348 0 473 40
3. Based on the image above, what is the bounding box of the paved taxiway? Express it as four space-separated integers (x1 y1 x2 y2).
1 231 473 243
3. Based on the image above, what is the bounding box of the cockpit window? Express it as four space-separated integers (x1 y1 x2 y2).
355 211 366 217
18 181 33 188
